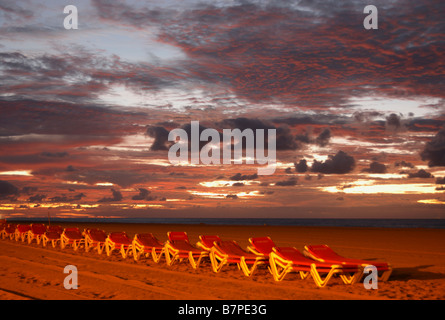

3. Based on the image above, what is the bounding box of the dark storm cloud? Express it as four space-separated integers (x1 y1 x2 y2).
98 189 123 202
146 126 170 151
315 128 331 147
0 180 18 199
49 193 86 203
229 173 258 181
295 159 308 173
131 188 151 200
311 151 355 174
421 128 445 167
407 169 433 179
28 194 46 202
275 177 298 186
222 117 297 150
436 177 445 184
362 161 387 174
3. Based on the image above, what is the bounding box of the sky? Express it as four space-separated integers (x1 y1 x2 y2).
0 0 444 220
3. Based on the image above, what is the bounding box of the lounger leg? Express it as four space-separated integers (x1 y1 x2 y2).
339 270 363 285
105 239 115 257
164 244 179 266
310 264 343 288
151 247 164 263
239 257 265 277
209 248 227 273
269 253 292 281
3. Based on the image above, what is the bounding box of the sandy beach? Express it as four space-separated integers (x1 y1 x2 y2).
0 222 444 300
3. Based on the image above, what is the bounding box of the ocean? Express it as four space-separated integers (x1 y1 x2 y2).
5 217 445 229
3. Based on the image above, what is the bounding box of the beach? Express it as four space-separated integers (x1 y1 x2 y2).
0 222 444 300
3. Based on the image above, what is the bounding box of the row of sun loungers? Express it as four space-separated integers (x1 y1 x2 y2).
0 220 392 287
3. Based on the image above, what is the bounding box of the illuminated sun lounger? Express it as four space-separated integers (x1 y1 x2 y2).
164 231 209 269
60 227 86 251
42 225 63 248
269 246 361 287
14 224 31 242
132 233 165 262
84 228 107 254
196 235 221 251
105 232 134 259
27 223 47 245
304 244 392 282
210 240 267 277
1 224 16 240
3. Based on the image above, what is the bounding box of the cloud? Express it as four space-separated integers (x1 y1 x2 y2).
49 193 86 202
146 126 170 151
435 177 445 184
407 169 433 179
28 194 46 202
420 128 445 167
275 177 298 186
40 151 69 158
0 180 19 199
229 172 258 181
311 151 355 174
386 113 406 133
395 160 414 168
295 159 308 173
98 189 123 202
362 161 387 174
131 188 151 200
222 117 297 150
315 128 331 147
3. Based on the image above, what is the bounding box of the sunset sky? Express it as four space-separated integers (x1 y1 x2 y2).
0 0 444 220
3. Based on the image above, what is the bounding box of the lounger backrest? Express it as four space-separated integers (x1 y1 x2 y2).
109 232 132 245
305 245 344 261
198 235 221 250
215 241 248 256
168 231 189 243
88 228 107 242
64 227 83 239
273 247 311 263
136 233 163 247
5 224 17 233
16 224 32 233
31 224 47 234
47 225 63 234
249 237 276 255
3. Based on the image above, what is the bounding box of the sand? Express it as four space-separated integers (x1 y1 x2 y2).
0 222 444 300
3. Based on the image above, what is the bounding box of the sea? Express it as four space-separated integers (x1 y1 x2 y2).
5 217 445 229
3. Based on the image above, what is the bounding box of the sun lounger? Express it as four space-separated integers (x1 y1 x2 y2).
269 246 361 287
1 223 16 240
164 231 209 269
196 235 221 251
105 232 133 259
15 224 31 242
27 223 47 245
84 228 107 254
247 236 276 257
60 227 85 251
42 225 63 248
132 233 165 262
304 244 392 282
210 240 268 277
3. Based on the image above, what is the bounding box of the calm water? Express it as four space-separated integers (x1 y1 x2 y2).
6 217 445 229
